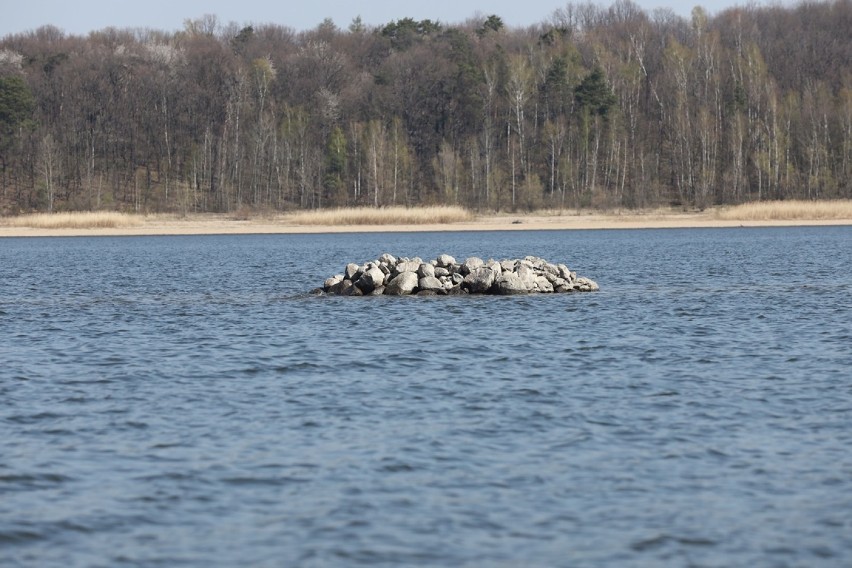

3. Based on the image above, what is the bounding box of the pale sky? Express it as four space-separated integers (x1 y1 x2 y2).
1 0 755 38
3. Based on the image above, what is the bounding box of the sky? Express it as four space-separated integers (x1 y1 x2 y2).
1 0 752 38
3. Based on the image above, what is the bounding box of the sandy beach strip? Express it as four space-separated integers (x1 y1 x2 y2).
1 211 851 238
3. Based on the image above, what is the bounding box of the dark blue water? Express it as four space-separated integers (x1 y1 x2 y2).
1 227 851 567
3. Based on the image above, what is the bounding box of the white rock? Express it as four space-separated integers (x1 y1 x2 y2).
385 272 419 295
494 273 529 295
464 266 495 293
535 276 554 293
345 263 360 280
418 276 445 293
461 257 485 275
355 266 385 293
418 263 436 278
324 275 343 290
436 254 456 267
574 277 599 292
516 264 537 291
395 260 421 274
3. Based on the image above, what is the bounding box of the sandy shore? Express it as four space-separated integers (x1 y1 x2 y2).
1 211 851 238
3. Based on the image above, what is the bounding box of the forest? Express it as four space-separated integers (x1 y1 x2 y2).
0 0 850 214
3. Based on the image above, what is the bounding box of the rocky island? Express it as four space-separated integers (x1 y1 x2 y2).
319 254 599 296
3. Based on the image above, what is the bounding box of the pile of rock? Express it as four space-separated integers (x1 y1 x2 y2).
319 253 599 296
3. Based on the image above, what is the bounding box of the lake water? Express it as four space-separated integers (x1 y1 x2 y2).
1 227 851 567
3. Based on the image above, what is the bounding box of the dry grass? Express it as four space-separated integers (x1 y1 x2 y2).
5 211 144 229
285 205 474 226
715 200 852 221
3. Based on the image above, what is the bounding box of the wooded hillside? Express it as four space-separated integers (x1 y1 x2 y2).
1 0 850 214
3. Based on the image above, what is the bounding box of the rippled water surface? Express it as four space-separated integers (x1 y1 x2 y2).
2 227 851 567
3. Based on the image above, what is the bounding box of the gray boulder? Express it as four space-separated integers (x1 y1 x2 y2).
355 266 386 293
418 275 445 294
345 263 361 280
516 264 537 291
324 274 343 290
436 254 456 268
534 276 554 293
525 255 545 266
461 257 485 275
394 260 421 275
418 263 436 278
464 266 495 293
345 284 364 296
574 277 600 292
494 273 529 295
328 278 352 295
385 271 419 295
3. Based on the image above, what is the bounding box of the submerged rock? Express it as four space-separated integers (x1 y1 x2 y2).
320 253 599 296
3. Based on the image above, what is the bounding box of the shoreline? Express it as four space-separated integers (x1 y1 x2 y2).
1 211 851 238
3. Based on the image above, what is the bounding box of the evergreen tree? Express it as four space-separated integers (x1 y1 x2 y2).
574 67 617 117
